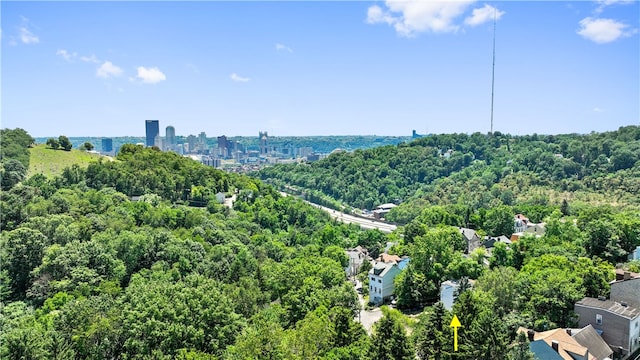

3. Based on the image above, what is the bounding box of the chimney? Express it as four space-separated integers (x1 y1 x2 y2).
598 295 606 301
624 271 631 281
527 330 535 342
551 340 559 353
566 329 572 336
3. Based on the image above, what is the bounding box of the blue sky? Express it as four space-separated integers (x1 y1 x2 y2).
2 1 638 138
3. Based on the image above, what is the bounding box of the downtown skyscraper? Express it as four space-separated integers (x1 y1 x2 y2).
145 120 159 147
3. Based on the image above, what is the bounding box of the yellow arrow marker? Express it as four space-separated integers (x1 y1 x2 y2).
450 314 462 351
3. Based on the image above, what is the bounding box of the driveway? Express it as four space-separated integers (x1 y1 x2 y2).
354 279 384 334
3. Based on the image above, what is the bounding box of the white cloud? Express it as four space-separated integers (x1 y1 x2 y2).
96 61 123 78
56 49 77 61
80 54 100 63
577 17 634 43
16 16 40 44
230 73 250 83
464 4 505 27
276 43 293 53
366 0 501 36
19 26 39 44
593 107 604 112
136 66 166 84
595 0 634 14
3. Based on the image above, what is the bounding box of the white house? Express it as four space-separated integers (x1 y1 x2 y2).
345 246 368 278
440 279 475 310
369 262 401 305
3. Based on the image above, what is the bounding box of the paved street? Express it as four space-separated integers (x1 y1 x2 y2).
279 191 398 233
311 204 397 234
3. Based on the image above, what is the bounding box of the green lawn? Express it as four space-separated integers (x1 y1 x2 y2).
28 144 105 178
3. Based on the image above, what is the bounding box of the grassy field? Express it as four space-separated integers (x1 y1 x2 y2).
28 144 105 178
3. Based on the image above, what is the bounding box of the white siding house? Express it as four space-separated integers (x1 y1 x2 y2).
369 262 401 305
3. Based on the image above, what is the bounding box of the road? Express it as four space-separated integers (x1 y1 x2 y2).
309 203 397 233
279 191 397 233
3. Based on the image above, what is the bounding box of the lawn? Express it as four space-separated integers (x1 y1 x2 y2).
28 144 105 178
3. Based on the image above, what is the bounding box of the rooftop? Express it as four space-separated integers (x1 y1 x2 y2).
571 325 613 360
575 297 640 320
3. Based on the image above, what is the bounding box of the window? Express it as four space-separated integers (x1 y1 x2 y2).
378 279 382 283
596 314 602 325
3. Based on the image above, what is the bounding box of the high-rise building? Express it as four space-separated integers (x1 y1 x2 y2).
145 120 160 147
101 138 113 154
186 135 196 153
165 126 176 151
198 132 207 152
217 135 229 158
259 131 268 155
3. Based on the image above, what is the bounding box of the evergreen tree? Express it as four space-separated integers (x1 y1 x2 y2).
413 302 452 360
508 332 535 360
369 307 413 360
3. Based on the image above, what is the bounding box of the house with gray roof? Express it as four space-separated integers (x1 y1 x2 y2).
610 272 640 309
570 325 613 360
574 297 640 359
368 261 401 305
459 227 480 254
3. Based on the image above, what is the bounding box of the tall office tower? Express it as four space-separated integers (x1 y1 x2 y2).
198 132 207 152
165 126 176 151
217 135 228 158
186 135 196 153
154 135 164 150
101 138 113 154
145 120 160 147
259 131 268 155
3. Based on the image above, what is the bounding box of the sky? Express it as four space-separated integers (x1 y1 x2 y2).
1 1 639 138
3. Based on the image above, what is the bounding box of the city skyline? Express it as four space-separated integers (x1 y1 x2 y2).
2 1 639 138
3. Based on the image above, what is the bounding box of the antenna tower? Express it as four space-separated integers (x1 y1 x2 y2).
490 8 497 135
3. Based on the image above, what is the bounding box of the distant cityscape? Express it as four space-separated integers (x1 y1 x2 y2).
58 119 417 172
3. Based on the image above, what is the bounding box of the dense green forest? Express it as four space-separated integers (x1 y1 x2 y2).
256 127 640 222
2 127 640 359
1 130 387 359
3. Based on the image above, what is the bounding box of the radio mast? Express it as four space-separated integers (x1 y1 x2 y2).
490 8 497 135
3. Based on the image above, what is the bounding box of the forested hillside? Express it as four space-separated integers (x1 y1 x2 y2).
256 126 640 223
1 140 385 359
2 128 640 359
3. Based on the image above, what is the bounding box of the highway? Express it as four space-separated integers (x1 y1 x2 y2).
279 192 397 233
304 201 397 233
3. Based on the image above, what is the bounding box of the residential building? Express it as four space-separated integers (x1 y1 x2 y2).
440 279 475 311
375 253 401 264
519 327 590 360
610 271 640 309
345 246 369 278
629 246 640 261
525 222 546 236
368 261 401 305
570 325 614 360
574 297 640 358
514 214 530 233
460 227 481 254
529 340 565 360
145 120 159 147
